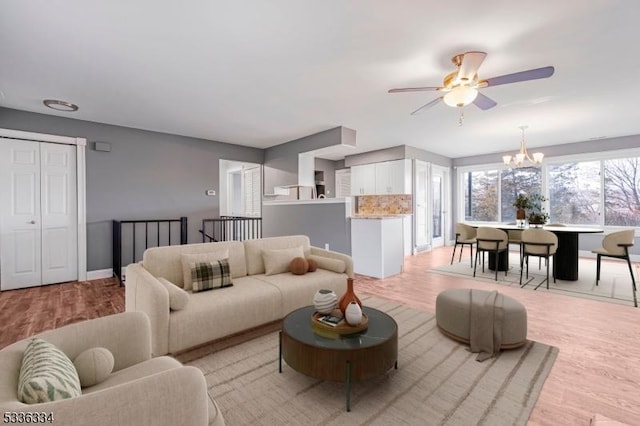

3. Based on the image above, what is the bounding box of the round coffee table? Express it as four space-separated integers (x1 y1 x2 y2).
279 305 398 411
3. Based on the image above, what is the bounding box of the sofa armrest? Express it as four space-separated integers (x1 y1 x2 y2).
310 246 354 278
125 263 171 356
30 312 151 372
0 366 211 426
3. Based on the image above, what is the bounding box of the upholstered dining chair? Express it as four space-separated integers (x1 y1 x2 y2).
539 223 566 268
506 223 524 265
451 223 477 266
474 227 509 281
591 229 637 307
520 229 558 290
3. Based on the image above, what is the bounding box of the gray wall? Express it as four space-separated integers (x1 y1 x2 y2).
0 107 264 270
313 158 343 198
264 126 355 193
262 202 351 255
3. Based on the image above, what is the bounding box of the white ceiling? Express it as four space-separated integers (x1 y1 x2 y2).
1 1 639 159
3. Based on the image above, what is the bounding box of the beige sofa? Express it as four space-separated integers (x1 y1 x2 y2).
126 235 352 356
0 312 223 426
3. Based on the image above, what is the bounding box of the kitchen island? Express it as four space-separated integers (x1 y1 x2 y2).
351 216 405 279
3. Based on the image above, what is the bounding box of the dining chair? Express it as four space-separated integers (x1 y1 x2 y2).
538 223 565 269
451 223 476 266
474 227 508 281
506 223 524 265
520 229 558 290
591 229 637 307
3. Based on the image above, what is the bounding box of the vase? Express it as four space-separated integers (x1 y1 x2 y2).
345 301 363 326
338 277 362 315
313 289 337 314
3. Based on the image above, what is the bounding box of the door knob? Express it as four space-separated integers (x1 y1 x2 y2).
28 220 36 224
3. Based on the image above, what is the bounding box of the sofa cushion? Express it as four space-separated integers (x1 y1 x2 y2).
244 235 311 275
190 259 234 293
143 241 247 288
180 250 229 291
18 338 82 404
262 246 305 276
308 255 346 274
158 277 190 310
254 269 348 315
73 347 115 388
168 276 282 353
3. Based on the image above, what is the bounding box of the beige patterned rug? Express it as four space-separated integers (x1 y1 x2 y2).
184 296 558 425
429 254 638 306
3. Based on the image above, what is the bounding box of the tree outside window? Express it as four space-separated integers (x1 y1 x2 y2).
501 167 542 222
464 170 499 221
548 161 600 225
604 157 640 226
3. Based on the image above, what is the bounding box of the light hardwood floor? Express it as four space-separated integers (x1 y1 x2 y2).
0 247 638 425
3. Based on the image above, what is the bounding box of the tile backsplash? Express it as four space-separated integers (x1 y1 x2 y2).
356 194 413 215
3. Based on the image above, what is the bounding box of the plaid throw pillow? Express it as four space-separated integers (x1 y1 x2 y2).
191 258 233 293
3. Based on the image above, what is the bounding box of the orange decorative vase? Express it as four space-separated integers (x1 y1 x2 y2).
338 278 362 315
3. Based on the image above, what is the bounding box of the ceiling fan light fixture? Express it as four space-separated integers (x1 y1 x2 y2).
443 86 478 107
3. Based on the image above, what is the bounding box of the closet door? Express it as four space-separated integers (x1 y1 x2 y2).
0 140 77 290
41 143 77 285
0 140 42 289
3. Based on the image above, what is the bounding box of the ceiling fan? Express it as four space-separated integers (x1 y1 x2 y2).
388 51 554 115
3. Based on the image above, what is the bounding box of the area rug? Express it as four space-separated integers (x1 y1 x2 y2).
429 254 638 307
184 296 558 425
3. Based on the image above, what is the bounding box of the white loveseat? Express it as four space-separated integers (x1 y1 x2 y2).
126 235 352 356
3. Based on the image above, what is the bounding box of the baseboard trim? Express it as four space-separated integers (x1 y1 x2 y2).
86 268 113 281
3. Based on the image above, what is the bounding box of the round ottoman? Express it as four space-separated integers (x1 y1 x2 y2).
435 288 527 349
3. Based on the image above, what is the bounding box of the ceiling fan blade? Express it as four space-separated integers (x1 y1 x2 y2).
473 92 497 110
410 97 442 115
457 51 487 83
483 66 555 87
388 87 441 93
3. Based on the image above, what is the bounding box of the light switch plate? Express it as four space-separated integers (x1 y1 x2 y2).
205 189 216 196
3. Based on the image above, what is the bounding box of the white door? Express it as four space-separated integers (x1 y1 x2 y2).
414 160 429 249
431 165 450 248
0 140 77 290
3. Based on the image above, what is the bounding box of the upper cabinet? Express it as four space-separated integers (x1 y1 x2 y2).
351 159 411 195
350 164 376 195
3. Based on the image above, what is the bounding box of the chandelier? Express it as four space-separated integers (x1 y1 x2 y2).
502 125 543 167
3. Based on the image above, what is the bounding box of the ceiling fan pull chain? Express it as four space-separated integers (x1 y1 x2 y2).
458 108 464 126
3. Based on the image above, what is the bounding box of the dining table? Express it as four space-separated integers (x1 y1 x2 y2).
466 223 604 281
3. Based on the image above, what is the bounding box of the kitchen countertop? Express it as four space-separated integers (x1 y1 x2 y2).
351 214 411 219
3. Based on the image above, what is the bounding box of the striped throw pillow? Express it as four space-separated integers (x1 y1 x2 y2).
18 338 82 404
191 258 233 293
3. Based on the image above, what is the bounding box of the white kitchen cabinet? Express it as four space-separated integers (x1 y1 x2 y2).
351 159 411 195
350 164 376 195
351 217 404 278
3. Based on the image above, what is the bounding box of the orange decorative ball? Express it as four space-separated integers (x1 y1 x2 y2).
307 258 318 272
289 257 309 275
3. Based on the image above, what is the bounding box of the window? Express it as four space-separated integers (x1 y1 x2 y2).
458 150 640 228
548 161 600 225
500 167 541 222
463 170 499 221
242 166 261 217
604 157 640 226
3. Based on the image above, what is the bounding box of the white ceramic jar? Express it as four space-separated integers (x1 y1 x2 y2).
313 289 338 314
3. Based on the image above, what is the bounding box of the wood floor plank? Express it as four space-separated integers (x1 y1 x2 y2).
0 247 638 424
